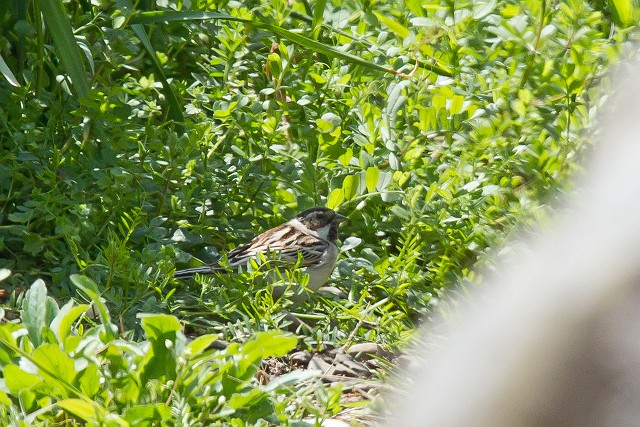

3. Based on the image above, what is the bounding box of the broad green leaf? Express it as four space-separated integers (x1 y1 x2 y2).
405 0 425 16
432 94 446 111
46 297 60 325
77 364 101 397
9 208 33 223
4 365 41 393
22 232 44 255
449 95 465 114
327 188 344 209
241 331 297 365
228 388 265 409
267 52 283 79
365 167 380 192
386 81 410 118
123 403 171 424
342 174 360 200
316 112 341 133
185 334 220 358
0 324 21 363
139 314 182 382
139 313 182 341
341 236 362 251
50 300 89 344
57 398 106 423
377 171 393 191
309 72 327 84
22 279 48 346
473 0 498 20
33 343 76 385
338 147 354 166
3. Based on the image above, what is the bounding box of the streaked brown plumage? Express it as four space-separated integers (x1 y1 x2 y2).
174 207 347 290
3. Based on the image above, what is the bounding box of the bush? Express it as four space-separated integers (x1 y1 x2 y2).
0 0 638 423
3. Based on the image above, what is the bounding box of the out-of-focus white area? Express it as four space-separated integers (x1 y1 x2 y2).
388 59 640 427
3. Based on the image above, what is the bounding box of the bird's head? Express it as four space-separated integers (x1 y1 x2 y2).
295 207 347 241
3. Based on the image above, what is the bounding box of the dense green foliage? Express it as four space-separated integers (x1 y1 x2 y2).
0 0 638 424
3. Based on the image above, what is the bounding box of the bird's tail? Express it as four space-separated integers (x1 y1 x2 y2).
174 264 222 279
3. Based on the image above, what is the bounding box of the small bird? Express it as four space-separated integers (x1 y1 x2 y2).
174 207 347 291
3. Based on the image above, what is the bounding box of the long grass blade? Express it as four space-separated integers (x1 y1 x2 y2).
37 0 89 97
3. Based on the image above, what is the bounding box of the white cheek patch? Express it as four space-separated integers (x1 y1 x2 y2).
314 224 333 241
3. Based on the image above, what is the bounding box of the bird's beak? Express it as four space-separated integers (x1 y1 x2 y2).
334 213 348 223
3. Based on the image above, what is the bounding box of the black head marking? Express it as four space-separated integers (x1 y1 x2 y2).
296 207 347 232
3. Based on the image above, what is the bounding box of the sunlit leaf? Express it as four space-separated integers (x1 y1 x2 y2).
4 365 41 393
58 399 106 423
22 279 48 346
365 167 380 192
0 54 19 87
328 188 344 209
342 174 360 200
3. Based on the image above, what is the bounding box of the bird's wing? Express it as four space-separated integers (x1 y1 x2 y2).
226 224 329 267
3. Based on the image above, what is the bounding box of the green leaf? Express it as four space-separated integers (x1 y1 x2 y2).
241 331 297 364
33 343 76 384
365 167 380 193
0 53 20 87
37 0 89 97
22 279 48 346
327 188 344 209
609 0 637 27
342 174 360 200
70 274 117 342
57 398 106 423
449 94 465 114
130 24 185 127
185 334 219 358
0 324 21 363
0 389 11 406
4 365 41 393
139 313 182 340
50 300 89 344
338 147 354 166
22 232 44 255
311 0 327 38
139 314 182 382
377 171 393 191
123 403 171 424
8 208 33 223
374 12 410 39
228 388 265 409
77 364 101 397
